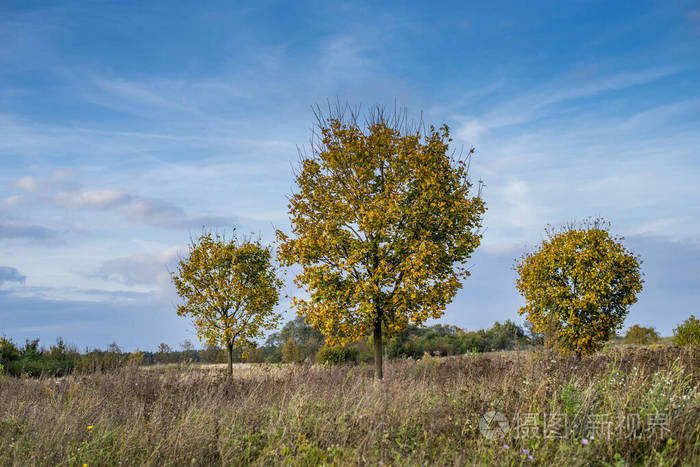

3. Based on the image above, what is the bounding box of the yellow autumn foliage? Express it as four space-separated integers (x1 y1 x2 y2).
515 219 643 357
277 105 485 377
172 232 282 374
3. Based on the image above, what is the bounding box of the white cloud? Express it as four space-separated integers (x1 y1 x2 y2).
502 178 536 229
13 169 75 194
456 119 486 146
54 189 130 209
94 247 182 300
13 172 237 229
15 176 39 192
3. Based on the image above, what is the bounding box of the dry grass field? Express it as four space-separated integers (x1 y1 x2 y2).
1 346 698 466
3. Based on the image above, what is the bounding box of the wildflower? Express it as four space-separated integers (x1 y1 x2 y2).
87 425 94 431
522 448 529 454
582 438 589 445
503 444 510 450
528 455 534 461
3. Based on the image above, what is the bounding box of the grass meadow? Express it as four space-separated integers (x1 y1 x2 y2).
0 345 698 466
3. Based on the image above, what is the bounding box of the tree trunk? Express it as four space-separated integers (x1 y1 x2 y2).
227 343 233 377
373 319 383 380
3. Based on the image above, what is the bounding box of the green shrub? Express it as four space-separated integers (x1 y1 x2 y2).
5 358 75 377
625 325 660 345
0 337 20 365
422 336 458 356
386 338 423 359
315 345 358 365
673 315 700 346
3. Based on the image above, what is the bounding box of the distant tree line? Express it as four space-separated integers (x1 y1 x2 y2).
0 338 130 377
2 315 697 377
0 319 537 375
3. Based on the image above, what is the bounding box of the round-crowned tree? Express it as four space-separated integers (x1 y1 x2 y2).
515 219 643 358
277 104 485 379
172 232 282 376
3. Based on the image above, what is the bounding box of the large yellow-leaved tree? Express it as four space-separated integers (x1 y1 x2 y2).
277 105 485 379
515 219 643 358
172 232 282 375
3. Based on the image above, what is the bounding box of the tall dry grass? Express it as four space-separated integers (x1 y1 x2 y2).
0 346 698 466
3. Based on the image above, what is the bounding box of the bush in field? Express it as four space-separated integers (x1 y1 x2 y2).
479 320 528 351
75 346 127 373
281 337 301 363
316 345 358 365
625 325 660 345
386 336 424 359
4 339 42 376
0 338 80 377
128 351 144 366
0 337 20 365
673 315 700 346
516 219 643 358
199 344 226 364
46 338 80 371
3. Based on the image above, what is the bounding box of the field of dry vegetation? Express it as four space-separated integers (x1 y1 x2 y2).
1 346 698 466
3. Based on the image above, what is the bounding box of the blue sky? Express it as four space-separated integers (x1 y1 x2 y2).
1 1 699 350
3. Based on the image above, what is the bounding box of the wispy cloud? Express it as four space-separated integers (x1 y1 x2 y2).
454 67 685 139
54 189 130 209
3 283 155 303
12 172 238 229
449 66 700 248
93 247 181 298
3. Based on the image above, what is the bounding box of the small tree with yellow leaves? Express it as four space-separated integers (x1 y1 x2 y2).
281 337 301 363
172 233 282 376
515 219 643 358
277 104 485 379
127 350 144 366
625 325 659 345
